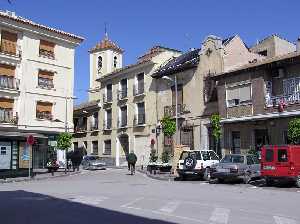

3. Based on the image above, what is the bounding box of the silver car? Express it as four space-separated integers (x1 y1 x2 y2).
81 155 106 170
210 154 260 184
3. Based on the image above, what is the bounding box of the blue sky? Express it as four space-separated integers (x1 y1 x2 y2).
0 0 299 104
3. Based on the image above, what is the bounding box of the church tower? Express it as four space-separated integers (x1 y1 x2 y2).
88 33 123 101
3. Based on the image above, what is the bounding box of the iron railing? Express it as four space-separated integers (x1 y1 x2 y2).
164 104 186 117
0 75 19 90
0 108 17 124
36 111 53 120
265 92 300 107
39 49 55 59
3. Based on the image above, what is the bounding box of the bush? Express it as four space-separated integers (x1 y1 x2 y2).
288 118 300 144
149 150 158 163
161 116 176 137
161 151 171 163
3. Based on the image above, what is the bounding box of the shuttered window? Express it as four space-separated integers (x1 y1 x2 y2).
39 40 55 58
36 101 53 120
0 31 17 55
0 98 13 109
0 64 15 76
226 83 251 107
38 70 54 88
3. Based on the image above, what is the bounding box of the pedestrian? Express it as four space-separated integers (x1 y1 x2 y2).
126 151 137 174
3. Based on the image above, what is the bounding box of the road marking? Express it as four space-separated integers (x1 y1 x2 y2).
274 216 297 224
69 196 108 205
120 197 144 208
159 201 180 213
209 207 230 224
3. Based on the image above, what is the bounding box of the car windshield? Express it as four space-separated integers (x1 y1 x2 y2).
221 155 244 163
180 151 202 160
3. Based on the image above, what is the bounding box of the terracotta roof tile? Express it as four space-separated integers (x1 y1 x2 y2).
89 37 124 53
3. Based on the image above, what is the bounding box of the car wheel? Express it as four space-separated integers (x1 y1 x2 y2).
265 177 274 187
217 178 224 184
296 176 300 188
178 174 185 181
203 168 211 181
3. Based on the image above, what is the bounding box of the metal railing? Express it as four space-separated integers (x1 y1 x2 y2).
103 93 113 103
38 78 54 89
0 108 17 124
39 49 55 59
74 125 87 133
103 118 112 130
0 42 22 58
36 112 53 120
134 114 145 125
265 92 300 107
0 75 19 90
164 104 186 117
133 83 144 96
117 89 127 100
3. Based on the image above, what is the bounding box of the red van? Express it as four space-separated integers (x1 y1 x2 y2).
261 145 300 187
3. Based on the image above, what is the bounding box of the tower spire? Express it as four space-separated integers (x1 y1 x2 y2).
104 22 108 40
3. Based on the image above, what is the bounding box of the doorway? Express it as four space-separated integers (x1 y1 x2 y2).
0 142 11 169
254 129 269 151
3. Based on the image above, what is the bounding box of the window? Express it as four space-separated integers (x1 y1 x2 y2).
283 77 300 96
105 109 112 129
0 64 17 89
92 141 98 155
278 149 288 162
73 142 78 151
36 101 53 120
258 50 267 56
1 147 6 155
134 73 144 95
135 102 145 125
180 151 202 160
39 40 55 59
104 140 111 155
1 30 17 55
113 56 117 68
98 56 102 70
119 106 127 127
119 79 127 99
171 84 183 106
38 70 54 89
221 155 244 163
232 131 241 154
0 98 14 123
265 148 274 162
227 84 251 107
106 84 112 102
91 112 98 130
180 126 193 148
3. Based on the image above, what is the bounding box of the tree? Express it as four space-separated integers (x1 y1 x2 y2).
288 118 300 144
210 114 222 156
57 132 72 150
161 116 176 137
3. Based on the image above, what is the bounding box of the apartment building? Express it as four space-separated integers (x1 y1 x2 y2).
213 36 298 155
72 34 181 166
152 35 264 156
0 11 83 174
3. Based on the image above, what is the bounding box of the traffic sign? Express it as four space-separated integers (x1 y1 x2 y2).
27 135 35 145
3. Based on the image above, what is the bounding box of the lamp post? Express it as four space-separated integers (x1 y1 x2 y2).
161 75 178 145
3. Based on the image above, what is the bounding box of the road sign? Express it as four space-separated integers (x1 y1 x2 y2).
27 135 34 145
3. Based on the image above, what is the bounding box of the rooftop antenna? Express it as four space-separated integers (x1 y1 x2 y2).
104 22 108 40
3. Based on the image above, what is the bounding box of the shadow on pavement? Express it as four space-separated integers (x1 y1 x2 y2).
0 190 176 224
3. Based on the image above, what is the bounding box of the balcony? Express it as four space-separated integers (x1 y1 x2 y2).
74 126 87 133
103 118 112 130
103 93 113 104
118 89 128 100
38 78 54 89
117 116 127 128
90 121 99 131
0 43 22 58
39 49 55 59
164 104 187 117
134 114 145 126
133 83 145 96
0 76 19 90
36 111 53 120
265 92 300 107
0 109 17 124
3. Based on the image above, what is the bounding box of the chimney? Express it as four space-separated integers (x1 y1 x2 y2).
5 10 16 17
297 38 300 52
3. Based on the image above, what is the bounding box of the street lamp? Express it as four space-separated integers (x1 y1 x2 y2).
161 75 179 145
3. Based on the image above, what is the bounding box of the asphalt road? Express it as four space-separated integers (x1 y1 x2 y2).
0 169 300 224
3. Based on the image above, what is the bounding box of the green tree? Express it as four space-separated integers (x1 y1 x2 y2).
161 116 176 137
57 132 72 151
288 118 300 144
210 114 221 156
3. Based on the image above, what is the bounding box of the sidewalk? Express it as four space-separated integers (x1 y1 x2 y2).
138 168 176 181
0 169 81 184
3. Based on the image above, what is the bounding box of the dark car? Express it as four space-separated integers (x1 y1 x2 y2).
81 155 106 170
210 154 260 184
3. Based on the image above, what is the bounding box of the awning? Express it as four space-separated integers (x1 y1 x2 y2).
0 131 48 139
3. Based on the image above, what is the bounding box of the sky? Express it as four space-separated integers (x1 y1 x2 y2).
0 0 299 104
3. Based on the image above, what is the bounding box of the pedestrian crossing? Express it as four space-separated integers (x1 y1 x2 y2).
66 195 299 224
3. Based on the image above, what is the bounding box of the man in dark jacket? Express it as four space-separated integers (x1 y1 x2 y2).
126 151 137 174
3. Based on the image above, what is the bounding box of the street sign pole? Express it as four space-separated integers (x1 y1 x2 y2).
27 135 34 179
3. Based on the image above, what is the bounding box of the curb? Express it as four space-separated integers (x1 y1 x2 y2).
0 171 82 184
138 170 175 181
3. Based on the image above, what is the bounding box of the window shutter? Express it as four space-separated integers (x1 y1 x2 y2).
1 31 17 55
36 102 52 112
39 40 55 52
227 87 239 101
239 85 251 102
0 64 15 76
38 70 54 80
0 98 14 109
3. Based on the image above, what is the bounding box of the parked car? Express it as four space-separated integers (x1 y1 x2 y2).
176 150 219 180
81 155 106 170
210 154 260 184
261 145 300 187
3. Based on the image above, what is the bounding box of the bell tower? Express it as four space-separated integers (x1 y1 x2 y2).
88 31 123 101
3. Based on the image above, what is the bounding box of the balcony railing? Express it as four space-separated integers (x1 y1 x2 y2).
0 75 19 90
74 126 87 133
133 83 144 96
118 89 128 100
164 104 187 117
0 109 17 124
118 116 127 128
103 93 113 103
39 49 55 59
0 43 22 58
36 112 53 120
38 78 54 89
265 92 300 107
134 114 145 126
103 118 112 130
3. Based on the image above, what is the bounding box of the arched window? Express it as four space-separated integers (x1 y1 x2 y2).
113 56 117 68
98 56 102 70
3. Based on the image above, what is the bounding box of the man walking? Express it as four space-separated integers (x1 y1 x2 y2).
126 151 137 174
